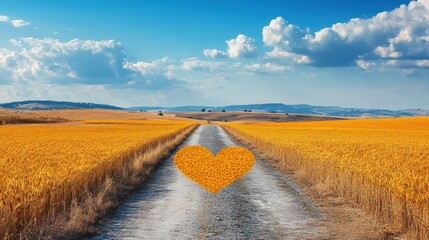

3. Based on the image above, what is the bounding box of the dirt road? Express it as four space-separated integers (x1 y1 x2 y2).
92 125 328 239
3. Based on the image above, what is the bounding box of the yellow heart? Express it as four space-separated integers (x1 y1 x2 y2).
174 146 255 194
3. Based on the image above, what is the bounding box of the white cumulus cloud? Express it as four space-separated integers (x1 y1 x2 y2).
244 63 289 74
0 15 9 22
181 58 225 72
0 38 178 88
124 57 172 76
123 57 178 88
263 0 429 70
204 34 257 58
0 38 126 82
203 49 228 58
11 19 30 28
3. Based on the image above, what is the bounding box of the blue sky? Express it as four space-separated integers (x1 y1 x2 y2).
0 0 428 109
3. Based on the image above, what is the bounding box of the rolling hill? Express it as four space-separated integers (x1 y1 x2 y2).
131 103 429 117
1 101 428 117
0 100 123 110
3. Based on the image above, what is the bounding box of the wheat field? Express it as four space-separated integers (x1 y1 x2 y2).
222 117 429 238
0 120 196 238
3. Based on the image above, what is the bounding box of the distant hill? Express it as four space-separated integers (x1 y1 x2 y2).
131 103 429 117
2 101 427 117
0 100 123 110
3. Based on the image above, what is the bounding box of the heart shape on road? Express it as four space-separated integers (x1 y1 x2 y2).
174 146 255 194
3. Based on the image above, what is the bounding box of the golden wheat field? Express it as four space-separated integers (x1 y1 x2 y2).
0 119 196 238
222 117 429 238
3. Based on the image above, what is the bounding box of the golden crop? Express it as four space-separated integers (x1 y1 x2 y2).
0 120 195 237
174 146 254 194
222 117 429 238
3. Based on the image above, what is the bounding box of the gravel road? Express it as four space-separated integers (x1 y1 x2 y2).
92 125 328 239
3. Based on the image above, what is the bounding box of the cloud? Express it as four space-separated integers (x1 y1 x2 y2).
227 34 258 58
11 19 30 28
203 49 228 58
204 34 257 58
386 59 429 69
180 56 289 76
181 58 225 72
2 37 283 91
0 16 31 28
244 63 289 74
0 37 178 88
124 57 172 76
263 0 429 70
123 57 178 88
301 72 318 79
0 38 126 82
0 15 9 22
356 59 377 71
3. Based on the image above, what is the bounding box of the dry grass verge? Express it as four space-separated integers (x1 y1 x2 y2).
3 124 197 240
